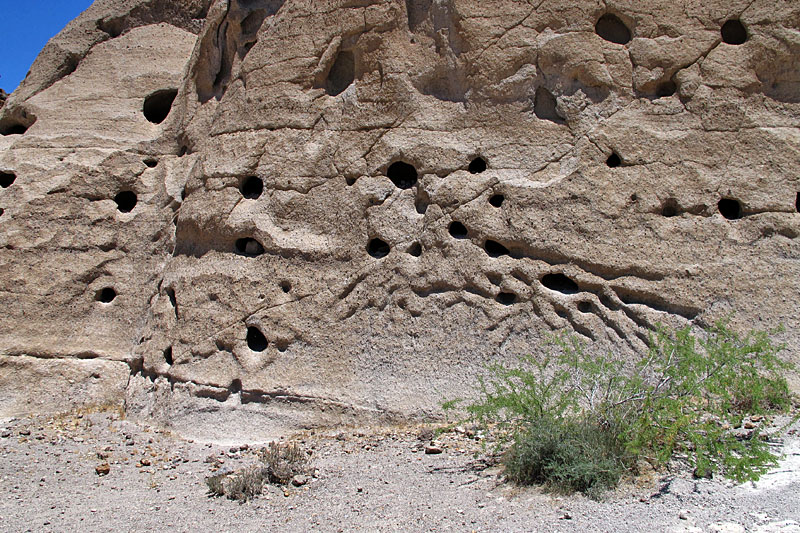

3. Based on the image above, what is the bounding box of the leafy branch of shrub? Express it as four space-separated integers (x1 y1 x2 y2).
446 320 796 496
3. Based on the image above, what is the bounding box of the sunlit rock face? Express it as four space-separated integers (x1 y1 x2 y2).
1 0 799 440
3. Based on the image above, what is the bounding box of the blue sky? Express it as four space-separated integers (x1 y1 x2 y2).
0 0 94 93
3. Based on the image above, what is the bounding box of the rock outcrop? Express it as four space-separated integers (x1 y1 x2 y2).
1 0 799 440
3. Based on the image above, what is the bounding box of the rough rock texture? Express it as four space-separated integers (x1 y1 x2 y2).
1 0 799 439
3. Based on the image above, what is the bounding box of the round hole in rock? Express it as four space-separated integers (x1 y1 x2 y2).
326 49 355 97
143 89 178 124
541 273 579 294
96 287 117 303
485 240 510 258
235 237 265 257
468 157 487 174
656 81 677 98
163 346 173 366
240 176 263 199
496 292 516 306
448 221 468 239
345 176 357 186
367 238 390 259
489 194 504 208
721 19 747 45
246 327 268 352
577 301 593 314
280 280 292 293
661 198 679 217
595 13 631 45
407 242 422 257
387 161 418 189
0 172 16 188
606 153 622 168
114 191 137 213
143 158 158 168
718 198 743 220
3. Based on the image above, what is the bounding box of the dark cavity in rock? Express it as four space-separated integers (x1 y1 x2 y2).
448 221 468 239
143 158 158 168
485 240 510 258
387 161 418 189
796 192 799 213
230 378 243 393
534 87 563 123
0 172 16 188
97 287 117 303
496 292 517 306
718 198 742 220
164 347 173 366
541 273 579 294
235 238 265 257
114 191 137 213
246 327 268 352
143 89 178 124
0 122 29 135
407 242 422 257
606 153 622 168
368 238 390 259
489 194 504 207
721 19 747 45
468 157 487 174
326 50 355 97
595 14 631 45
656 81 677 98
577 301 593 313
661 198 679 217
240 176 263 199
280 280 292 293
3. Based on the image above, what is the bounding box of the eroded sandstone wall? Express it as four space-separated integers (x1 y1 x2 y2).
1 0 799 440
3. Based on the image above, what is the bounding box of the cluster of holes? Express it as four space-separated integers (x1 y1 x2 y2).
114 191 137 213
240 176 263 199
96 287 117 303
246 326 268 352
143 89 178 124
0 172 16 188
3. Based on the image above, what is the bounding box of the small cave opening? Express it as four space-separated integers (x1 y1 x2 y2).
656 81 677 98
164 347 173 366
448 221 468 239
326 50 355 97
541 273 579 294
0 172 16 188
387 161 418 189
407 242 422 257
236 238 265 257
489 194 505 208
240 176 263 199
468 157 487 174
718 198 743 220
368 238 390 259
661 198 679 217
496 292 517 306
721 19 747 45
0 122 30 136
345 176 357 186
230 378 243 393
595 13 631 45
96 287 117 303
143 89 178 124
0 208 4 217
606 153 622 168
246 327 268 352
280 280 292 293
143 158 158 168
577 301 593 313
534 87 563 123
114 191 137 213
485 240 510 258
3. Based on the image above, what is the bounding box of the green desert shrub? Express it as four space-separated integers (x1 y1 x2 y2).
446 320 796 497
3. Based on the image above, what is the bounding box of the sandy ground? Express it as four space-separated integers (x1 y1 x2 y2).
1 410 799 533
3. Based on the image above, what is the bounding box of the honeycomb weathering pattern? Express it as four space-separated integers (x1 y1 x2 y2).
0 0 799 440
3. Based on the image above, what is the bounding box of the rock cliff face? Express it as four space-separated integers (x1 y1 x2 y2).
1 0 799 440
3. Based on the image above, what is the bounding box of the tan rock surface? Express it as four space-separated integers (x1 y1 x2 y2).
1 0 799 438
